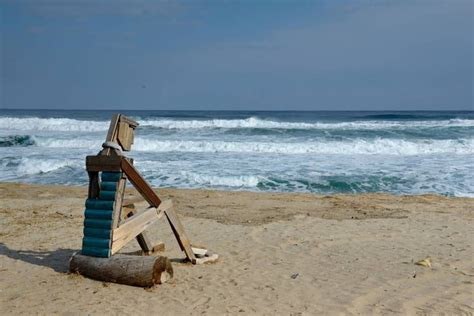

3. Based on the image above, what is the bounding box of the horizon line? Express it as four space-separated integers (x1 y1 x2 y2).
1 108 473 112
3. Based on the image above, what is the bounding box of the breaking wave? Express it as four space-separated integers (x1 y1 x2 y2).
1 116 473 132
0 135 36 147
16 158 81 175
0 117 108 132
140 117 474 130
33 137 474 155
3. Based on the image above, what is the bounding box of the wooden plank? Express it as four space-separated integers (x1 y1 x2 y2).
118 121 133 151
126 208 155 254
111 207 160 254
86 155 122 172
119 115 139 128
86 164 122 172
87 171 99 199
121 158 161 207
112 177 126 229
164 207 196 263
102 114 121 156
106 114 121 142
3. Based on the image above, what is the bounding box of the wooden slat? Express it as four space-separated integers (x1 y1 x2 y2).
119 115 139 128
164 207 196 263
87 171 99 199
118 121 133 151
121 158 161 207
111 207 160 254
112 177 126 229
86 155 122 172
126 208 155 254
106 114 121 142
102 114 121 156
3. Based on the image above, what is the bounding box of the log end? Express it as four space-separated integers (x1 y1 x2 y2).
69 253 173 287
153 255 174 284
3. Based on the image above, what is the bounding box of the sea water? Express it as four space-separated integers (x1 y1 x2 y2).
0 110 472 197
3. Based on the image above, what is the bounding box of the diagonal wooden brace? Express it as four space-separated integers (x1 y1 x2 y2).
111 200 170 255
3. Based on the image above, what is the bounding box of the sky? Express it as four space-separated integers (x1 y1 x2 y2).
0 0 473 111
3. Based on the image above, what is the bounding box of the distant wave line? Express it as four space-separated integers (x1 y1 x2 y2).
0 116 473 132
32 137 474 155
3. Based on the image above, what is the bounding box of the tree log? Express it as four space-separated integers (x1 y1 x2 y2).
69 253 173 287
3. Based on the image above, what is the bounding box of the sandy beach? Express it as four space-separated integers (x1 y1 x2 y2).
0 182 473 315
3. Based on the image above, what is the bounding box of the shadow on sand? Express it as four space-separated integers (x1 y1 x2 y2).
0 243 77 273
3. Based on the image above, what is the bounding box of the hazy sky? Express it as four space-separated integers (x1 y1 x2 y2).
1 0 473 111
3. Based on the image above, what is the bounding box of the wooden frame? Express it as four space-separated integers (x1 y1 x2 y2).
82 114 217 264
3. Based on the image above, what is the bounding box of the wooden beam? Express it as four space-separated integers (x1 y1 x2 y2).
164 207 196 264
102 114 121 156
118 121 133 151
106 114 121 142
112 176 126 229
87 171 100 199
119 115 139 128
111 206 163 254
121 158 161 207
126 208 155 254
86 155 122 172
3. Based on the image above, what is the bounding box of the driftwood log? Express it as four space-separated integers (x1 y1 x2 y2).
69 253 173 287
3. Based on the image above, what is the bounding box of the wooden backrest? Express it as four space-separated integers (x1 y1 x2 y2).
106 114 139 151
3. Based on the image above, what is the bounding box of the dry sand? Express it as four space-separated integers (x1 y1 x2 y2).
0 182 473 315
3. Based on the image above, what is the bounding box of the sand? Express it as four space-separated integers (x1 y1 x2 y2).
0 182 473 315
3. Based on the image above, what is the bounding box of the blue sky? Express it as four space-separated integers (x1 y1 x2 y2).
1 0 473 110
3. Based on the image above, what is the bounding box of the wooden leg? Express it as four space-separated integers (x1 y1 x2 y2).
164 207 196 264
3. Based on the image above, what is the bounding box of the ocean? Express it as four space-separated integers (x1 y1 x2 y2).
0 110 473 197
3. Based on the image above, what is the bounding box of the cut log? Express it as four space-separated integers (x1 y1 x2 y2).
69 253 173 287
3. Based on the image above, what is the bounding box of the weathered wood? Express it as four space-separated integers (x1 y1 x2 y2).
119 115 139 128
102 114 121 156
88 171 100 199
86 155 122 172
111 207 162 254
121 158 161 207
106 114 120 141
164 207 196 263
69 253 173 287
118 121 133 151
112 176 126 229
126 207 155 254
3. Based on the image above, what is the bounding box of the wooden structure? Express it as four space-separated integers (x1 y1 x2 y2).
70 114 217 286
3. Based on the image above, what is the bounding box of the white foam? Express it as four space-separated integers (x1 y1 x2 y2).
33 136 474 155
16 158 79 175
1 116 473 132
132 138 474 155
0 117 108 132
179 172 260 187
33 137 100 149
140 117 474 130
